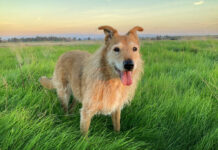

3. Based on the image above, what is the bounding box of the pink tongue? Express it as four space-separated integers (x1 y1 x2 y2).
121 71 132 86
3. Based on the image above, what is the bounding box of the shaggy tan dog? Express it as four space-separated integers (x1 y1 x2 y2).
39 25 144 135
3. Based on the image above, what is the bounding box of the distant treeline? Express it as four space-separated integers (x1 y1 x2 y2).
140 35 181 40
1 35 217 42
0 36 92 42
0 36 180 42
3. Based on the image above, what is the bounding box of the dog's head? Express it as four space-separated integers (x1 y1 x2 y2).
99 25 143 86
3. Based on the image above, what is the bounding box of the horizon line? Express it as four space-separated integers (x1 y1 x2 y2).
1 33 218 38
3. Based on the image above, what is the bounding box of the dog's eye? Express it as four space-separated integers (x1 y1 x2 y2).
133 47 137 52
114 47 120 52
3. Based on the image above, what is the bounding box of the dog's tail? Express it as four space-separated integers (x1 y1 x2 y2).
39 76 54 89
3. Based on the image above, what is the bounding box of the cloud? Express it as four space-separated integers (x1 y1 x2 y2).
194 1 204 5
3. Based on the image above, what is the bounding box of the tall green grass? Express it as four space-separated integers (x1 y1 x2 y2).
0 40 217 150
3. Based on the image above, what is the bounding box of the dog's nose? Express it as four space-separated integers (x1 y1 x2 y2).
123 59 134 71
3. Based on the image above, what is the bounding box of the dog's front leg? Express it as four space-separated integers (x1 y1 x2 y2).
111 107 121 132
80 107 96 135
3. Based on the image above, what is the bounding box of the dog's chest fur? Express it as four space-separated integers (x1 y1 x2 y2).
88 79 129 115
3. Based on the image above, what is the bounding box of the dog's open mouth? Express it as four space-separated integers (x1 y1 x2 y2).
114 66 132 86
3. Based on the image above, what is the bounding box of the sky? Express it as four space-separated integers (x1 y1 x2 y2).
0 0 218 36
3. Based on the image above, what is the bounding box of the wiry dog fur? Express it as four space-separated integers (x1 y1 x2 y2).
39 25 144 135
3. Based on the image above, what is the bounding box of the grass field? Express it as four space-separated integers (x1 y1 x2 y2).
0 40 217 150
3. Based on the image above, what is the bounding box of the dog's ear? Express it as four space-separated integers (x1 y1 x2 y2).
98 25 118 42
127 26 143 42
127 26 144 35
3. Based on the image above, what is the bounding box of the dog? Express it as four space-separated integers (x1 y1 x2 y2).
39 25 144 135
